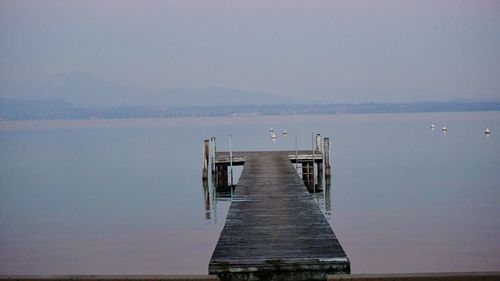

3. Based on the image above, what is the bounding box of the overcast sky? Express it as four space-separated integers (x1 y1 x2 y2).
1 0 499 103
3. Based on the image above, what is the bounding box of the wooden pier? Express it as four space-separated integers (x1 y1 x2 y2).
202 137 350 281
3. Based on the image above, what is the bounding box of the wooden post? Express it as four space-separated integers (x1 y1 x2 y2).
315 134 322 152
317 158 323 186
301 163 308 184
210 137 216 175
324 181 331 212
229 134 233 187
323 137 331 187
311 133 315 190
314 134 322 191
203 139 210 180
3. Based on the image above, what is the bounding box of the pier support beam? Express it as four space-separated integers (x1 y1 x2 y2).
302 162 313 188
216 164 228 188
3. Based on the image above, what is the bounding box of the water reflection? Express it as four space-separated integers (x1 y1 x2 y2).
308 164 333 222
201 163 237 224
201 179 212 221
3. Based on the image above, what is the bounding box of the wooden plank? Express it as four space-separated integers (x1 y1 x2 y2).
209 151 349 280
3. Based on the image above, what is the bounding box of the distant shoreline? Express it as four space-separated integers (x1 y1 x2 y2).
1 111 499 130
1 99 499 121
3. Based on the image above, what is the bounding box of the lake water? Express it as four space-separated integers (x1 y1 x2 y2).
1 112 499 274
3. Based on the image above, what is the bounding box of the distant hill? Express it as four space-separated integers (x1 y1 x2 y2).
1 72 295 107
2 72 499 120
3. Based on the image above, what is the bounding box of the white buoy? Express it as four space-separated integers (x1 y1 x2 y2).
485 128 491 135
442 126 448 132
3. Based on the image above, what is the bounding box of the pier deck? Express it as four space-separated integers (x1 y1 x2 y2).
214 150 324 166
208 151 349 281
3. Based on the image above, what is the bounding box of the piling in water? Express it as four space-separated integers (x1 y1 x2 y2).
203 139 210 180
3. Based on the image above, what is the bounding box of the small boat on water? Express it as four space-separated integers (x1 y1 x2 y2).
269 128 274 132
442 126 448 132
282 129 288 135
431 124 435 129
485 128 491 135
271 132 277 139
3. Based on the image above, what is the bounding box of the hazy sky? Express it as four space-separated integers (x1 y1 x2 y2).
1 0 499 103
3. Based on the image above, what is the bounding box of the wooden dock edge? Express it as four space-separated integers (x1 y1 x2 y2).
328 272 500 281
209 260 350 281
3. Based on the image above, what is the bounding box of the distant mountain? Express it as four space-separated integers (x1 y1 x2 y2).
1 72 295 107
3 72 499 121
42 72 135 107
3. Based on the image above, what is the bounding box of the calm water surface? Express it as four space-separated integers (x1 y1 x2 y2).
1 112 499 274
